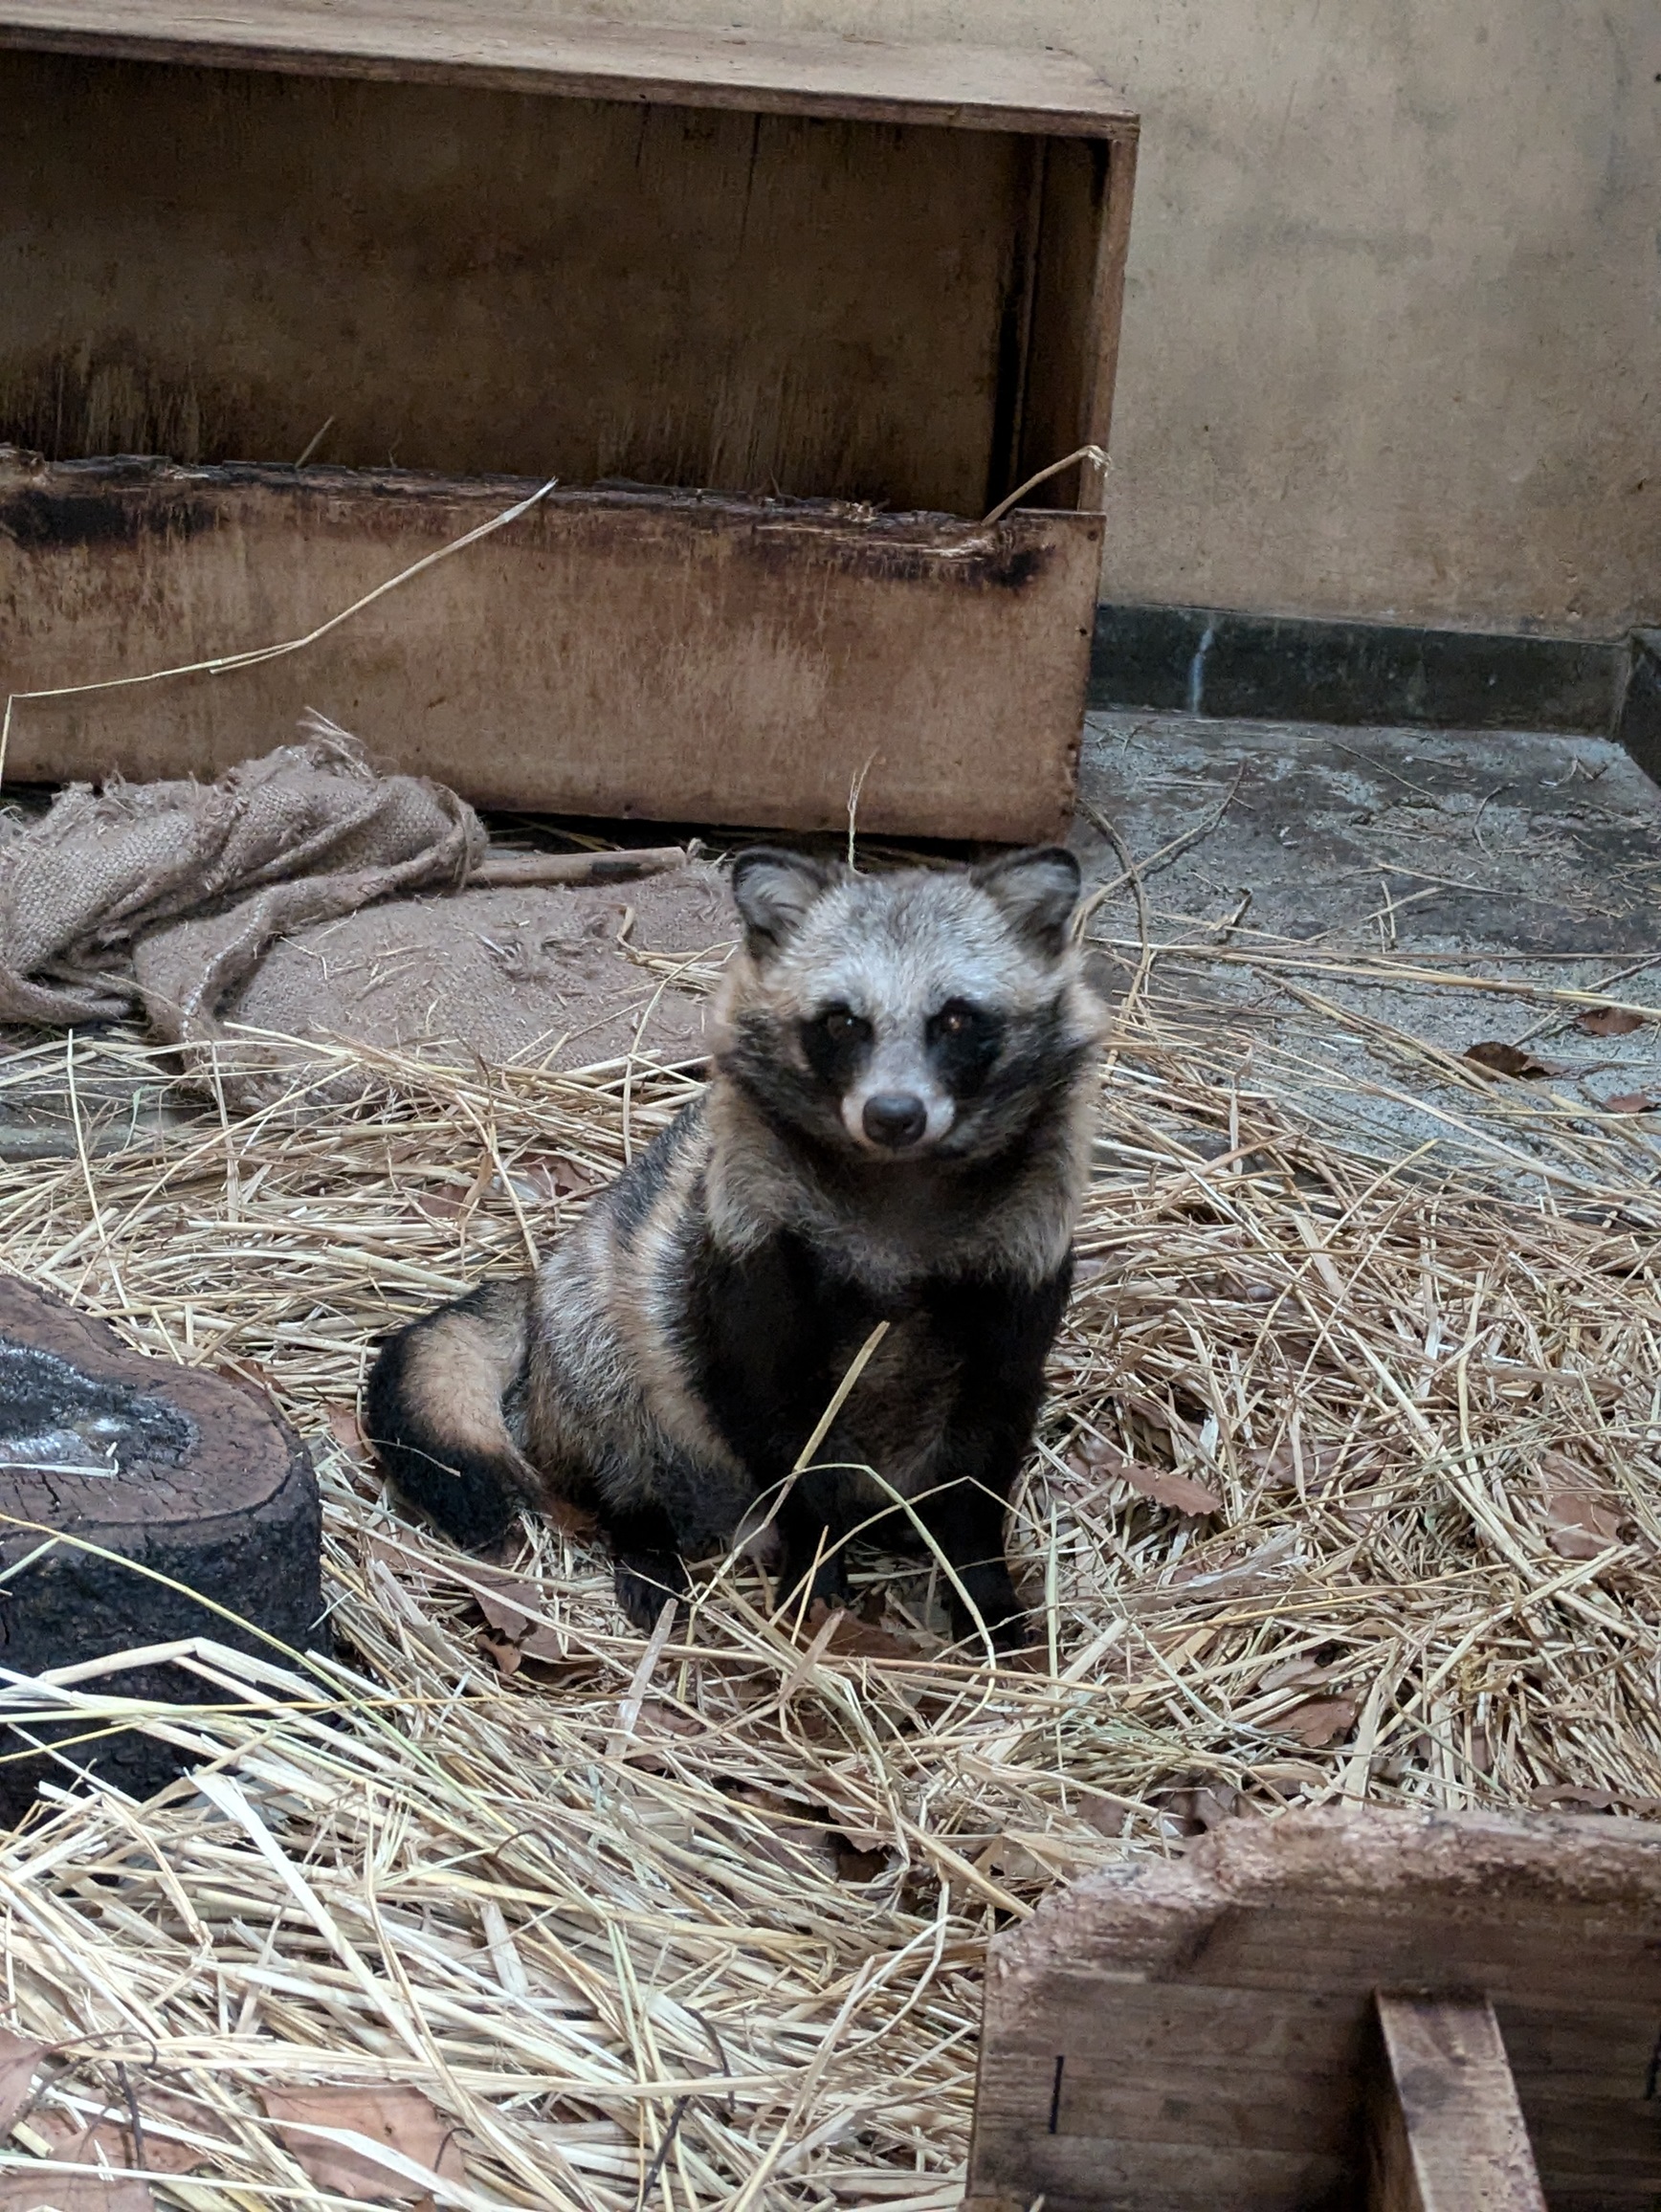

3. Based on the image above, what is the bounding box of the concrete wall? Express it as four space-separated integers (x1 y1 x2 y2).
581 0 1659 636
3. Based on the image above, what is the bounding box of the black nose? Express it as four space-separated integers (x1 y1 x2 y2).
862 1093 927 1148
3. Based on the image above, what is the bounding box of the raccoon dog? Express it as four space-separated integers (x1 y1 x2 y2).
365 844 1101 1651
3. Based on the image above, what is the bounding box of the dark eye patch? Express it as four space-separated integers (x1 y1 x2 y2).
927 998 1001 1095
801 1005 873 1090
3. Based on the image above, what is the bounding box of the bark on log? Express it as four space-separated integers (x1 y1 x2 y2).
0 1275 322 1818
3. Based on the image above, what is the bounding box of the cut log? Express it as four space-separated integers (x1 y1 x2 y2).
0 1274 321 1818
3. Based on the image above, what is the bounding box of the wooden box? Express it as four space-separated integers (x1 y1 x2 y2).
0 4 1137 840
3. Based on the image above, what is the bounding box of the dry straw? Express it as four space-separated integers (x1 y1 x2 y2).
0 944 1656 2211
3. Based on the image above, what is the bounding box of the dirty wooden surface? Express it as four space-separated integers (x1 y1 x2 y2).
0 458 1101 841
0 3 1139 134
963 1805 1661 2212
1367 1997 1548 2212
0 40 1133 513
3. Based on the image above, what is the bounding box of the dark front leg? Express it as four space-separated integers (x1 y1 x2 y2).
774 1475 854 1622
919 1259 1074 1655
605 1498 691 1632
915 1472 1029 1650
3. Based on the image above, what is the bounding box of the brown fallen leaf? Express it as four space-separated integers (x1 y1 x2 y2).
507 1153 598 1203
326 1404 369 1462
213 1355 278 1396
1529 1781 1661 1816
1605 1092 1658 1116
33 2107 218 2181
0 2031 44 2137
1070 1437 1221 1516
1575 1006 1644 1036
1245 1440 1340 1492
0 2172 151 2212
260 2087 464 2203
1465 1040 1553 1079
412 1192 467 1227
467 1567 572 1660
803 1600 921 1664
1276 1695 1359 1748
1540 1486 1625 1559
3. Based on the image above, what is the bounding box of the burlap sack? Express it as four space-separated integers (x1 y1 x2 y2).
0 729 482 1073
0 726 730 1103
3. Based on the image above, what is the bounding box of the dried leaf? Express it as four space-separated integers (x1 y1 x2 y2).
0 2031 44 2136
1574 1006 1644 1037
0 2172 152 2212
260 2086 463 2204
1605 1092 1658 1116
213 1355 277 1395
1117 1390 1199 1440
1276 1695 1359 1747
971 1833 1049 1884
1532 1781 1613 1810
505 1153 597 1203
1465 1040 1553 1079
36 2111 213 2181
1069 1437 1222 1516
467 1567 572 1659
326 1404 369 1462
1540 1486 1624 1559
805 1602 921 1664
1246 1441 1339 1492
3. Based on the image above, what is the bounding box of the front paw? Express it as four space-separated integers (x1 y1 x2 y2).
781 1552 852 1622
947 1569 1030 1659
613 1550 689 1632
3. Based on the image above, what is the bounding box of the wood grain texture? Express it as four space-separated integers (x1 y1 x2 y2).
0 455 1101 842
0 0 1138 134
0 51 1052 511
1368 1997 1547 2212
963 1805 1661 2212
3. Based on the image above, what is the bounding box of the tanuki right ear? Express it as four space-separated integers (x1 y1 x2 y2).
729 848 833 957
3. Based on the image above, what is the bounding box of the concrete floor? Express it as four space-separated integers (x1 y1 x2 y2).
1073 712 1661 1189
4 713 1659 1195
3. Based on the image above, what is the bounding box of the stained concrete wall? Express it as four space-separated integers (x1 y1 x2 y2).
586 0 1659 636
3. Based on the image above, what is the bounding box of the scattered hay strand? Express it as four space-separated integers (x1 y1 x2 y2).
0 992 1656 2210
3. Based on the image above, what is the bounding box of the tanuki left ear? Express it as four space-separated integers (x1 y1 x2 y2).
729 847 834 958
971 846 1082 956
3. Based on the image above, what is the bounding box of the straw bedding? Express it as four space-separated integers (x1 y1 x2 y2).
0 958 1657 2212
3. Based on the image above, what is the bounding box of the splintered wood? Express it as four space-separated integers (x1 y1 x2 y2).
0 996 1654 2209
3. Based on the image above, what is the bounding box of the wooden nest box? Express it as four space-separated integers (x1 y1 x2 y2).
966 1804 1661 2211
0 3 1139 842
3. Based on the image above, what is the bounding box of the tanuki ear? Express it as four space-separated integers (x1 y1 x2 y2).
729 848 834 957
971 845 1082 956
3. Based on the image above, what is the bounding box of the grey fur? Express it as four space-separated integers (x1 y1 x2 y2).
366 848 1103 1633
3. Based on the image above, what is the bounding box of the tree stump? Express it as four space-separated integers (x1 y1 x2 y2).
0 1275 321 1819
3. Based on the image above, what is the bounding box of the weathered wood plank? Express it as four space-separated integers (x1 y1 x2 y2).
0 455 1101 842
0 50 1056 512
1367 1996 1547 2212
0 1 1139 135
964 1806 1661 2212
